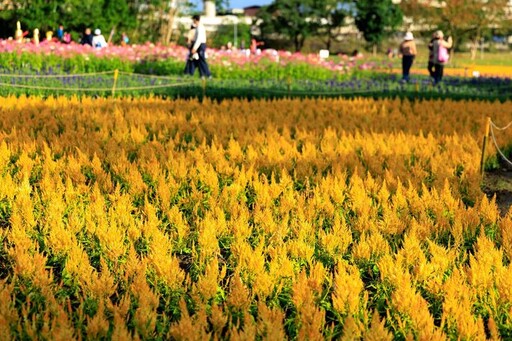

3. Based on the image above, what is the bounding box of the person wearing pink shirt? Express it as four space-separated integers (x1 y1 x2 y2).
431 30 453 85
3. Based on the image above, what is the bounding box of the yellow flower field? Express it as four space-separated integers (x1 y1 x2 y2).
0 96 511 339
407 65 512 78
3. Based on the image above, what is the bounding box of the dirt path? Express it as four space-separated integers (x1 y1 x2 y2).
482 169 512 216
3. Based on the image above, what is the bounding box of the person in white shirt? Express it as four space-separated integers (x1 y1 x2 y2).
92 29 108 49
190 15 211 78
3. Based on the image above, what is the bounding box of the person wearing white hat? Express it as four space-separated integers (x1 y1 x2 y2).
399 31 417 82
92 28 108 49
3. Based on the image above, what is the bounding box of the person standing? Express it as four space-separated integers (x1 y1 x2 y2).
399 31 417 83
121 32 129 46
184 24 197 75
432 30 453 85
33 28 40 45
80 28 93 46
191 15 211 78
250 37 264 55
63 32 71 44
92 29 108 49
56 24 64 41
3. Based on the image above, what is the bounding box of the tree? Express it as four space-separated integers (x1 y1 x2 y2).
0 0 139 41
114 0 192 43
0 0 195 43
316 0 352 51
156 0 193 44
400 0 511 59
102 0 136 41
213 0 230 12
353 0 403 55
257 0 321 52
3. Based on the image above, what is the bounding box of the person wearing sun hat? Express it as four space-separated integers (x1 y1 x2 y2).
398 31 417 83
431 30 453 85
92 28 108 49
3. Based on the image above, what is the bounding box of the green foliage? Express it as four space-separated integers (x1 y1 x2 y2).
354 0 403 49
214 0 230 12
0 52 133 73
0 0 183 43
316 0 352 51
258 0 322 52
208 23 251 49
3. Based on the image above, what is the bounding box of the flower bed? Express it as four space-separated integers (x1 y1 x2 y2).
0 96 511 339
0 39 392 80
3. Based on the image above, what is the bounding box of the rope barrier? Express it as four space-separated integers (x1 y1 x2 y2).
0 80 199 92
0 71 115 78
491 120 512 131
117 71 188 80
0 82 113 92
0 69 200 93
112 81 200 91
0 70 509 98
489 119 512 168
0 70 385 95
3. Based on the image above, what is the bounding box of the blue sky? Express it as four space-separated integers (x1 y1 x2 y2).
228 0 272 8
195 0 272 10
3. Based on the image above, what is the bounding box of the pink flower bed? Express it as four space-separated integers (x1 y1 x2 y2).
0 39 388 72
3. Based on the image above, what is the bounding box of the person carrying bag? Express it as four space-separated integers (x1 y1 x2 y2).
432 30 453 85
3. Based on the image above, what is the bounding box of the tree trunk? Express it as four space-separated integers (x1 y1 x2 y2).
294 35 300 52
158 5 166 44
300 36 305 52
470 39 478 60
373 44 377 57
325 36 331 51
164 7 177 44
160 0 181 44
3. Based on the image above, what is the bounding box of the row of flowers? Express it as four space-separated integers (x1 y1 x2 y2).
4 39 512 79
1 39 364 68
0 96 511 338
0 39 395 76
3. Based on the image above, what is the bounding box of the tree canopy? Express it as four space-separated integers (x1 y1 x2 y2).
0 0 195 42
315 0 352 51
353 0 403 51
2 0 511 53
400 0 512 54
0 0 139 38
258 0 322 52
257 0 403 52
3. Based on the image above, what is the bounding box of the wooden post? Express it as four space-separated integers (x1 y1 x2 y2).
202 77 207 100
112 69 119 97
480 117 491 178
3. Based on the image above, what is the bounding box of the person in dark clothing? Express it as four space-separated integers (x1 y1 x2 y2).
184 24 197 76
80 28 93 46
431 30 453 85
190 15 211 78
399 32 417 82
